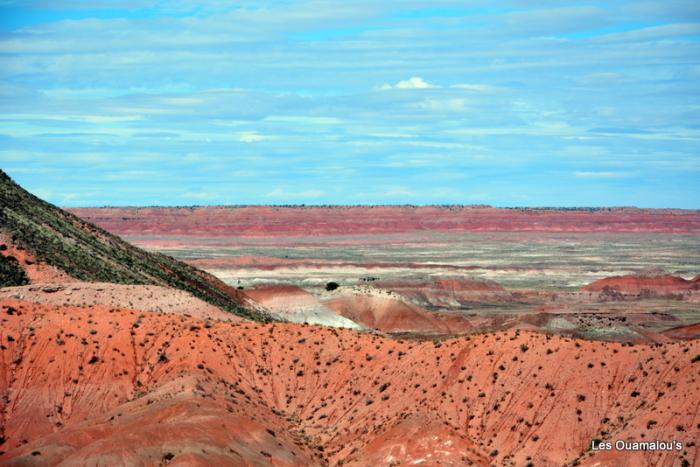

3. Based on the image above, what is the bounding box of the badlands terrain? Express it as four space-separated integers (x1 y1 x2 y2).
0 170 698 466
72 205 700 342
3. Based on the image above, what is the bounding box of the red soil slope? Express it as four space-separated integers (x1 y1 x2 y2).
1 300 698 466
583 275 700 297
69 206 700 237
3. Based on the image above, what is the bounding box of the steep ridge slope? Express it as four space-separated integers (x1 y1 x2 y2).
0 170 265 321
1 300 697 466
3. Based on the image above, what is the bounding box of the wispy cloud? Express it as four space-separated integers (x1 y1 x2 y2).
574 171 636 179
450 83 500 92
238 131 267 143
265 187 324 199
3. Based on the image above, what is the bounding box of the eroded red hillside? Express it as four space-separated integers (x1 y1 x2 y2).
323 292 473 334
1 299 698 466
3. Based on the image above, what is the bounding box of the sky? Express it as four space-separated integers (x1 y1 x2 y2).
0 1 699 207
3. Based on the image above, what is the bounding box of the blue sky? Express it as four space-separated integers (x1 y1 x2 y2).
0 1 699 207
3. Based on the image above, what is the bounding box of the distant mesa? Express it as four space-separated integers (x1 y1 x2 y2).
69 204 700 236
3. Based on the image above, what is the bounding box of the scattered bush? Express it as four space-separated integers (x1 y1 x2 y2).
0 254 29 287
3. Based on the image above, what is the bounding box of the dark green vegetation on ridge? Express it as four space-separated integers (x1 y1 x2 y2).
0 252 29 287
0 170 267 321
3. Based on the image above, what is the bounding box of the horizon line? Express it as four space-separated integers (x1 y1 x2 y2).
64 204 700 211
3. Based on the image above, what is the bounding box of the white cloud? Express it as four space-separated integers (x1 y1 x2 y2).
379 76 437 90
238 131 266 143
397 77 435 89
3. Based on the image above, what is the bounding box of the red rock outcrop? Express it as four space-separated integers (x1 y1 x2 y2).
1 299 698 466
662 323 700 340
582 275 700 299
375 277 510 308
243 285 362 329
323 293 471 334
